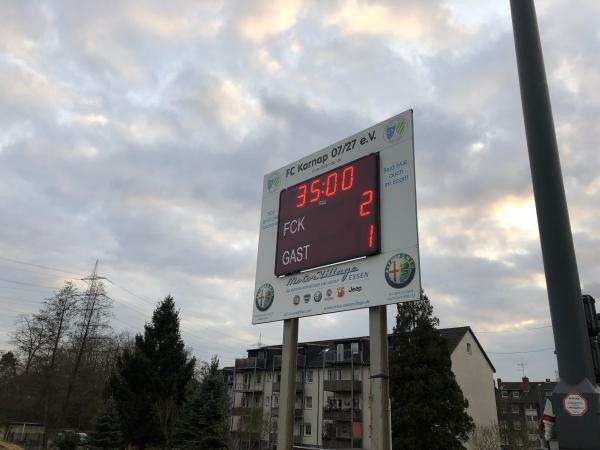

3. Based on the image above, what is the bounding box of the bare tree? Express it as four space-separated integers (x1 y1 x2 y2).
63 265 112 418
38 281 79 448
470 423 501 450
11 314 46 373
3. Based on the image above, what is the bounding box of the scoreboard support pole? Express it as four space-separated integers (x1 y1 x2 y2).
277 318 299 450
369 305 392 450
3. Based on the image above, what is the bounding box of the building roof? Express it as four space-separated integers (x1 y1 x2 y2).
228 326 495 373
439 326 496 373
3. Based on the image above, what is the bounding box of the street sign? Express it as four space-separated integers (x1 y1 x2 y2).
563 393 588 416
253 110 420 324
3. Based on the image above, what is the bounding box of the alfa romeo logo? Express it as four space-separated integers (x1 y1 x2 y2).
385 253 416 289
255 283 274 311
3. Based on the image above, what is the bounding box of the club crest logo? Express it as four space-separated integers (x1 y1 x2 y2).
385 118 407 142
385 253 416 289
336 287 345 298
266 173 281 193
314 290 322 302
325 288 333 300
293 295 300 305
303 293 311 303
255 283 274 311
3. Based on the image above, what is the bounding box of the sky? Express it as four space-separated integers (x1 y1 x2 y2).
1 0 599 383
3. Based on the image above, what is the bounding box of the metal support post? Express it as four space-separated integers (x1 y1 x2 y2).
277 318 299 450
510 1 600 448
369 305 391 450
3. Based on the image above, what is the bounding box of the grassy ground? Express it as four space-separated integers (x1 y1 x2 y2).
0 442 25 450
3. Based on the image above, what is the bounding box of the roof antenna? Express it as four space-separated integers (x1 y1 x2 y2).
517 361 527 377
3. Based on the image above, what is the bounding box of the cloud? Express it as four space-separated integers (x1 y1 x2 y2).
238 0 304 42
0 0 599 383
322 0 475 50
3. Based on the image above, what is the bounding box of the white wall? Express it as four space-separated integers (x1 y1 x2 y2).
450 332 498 448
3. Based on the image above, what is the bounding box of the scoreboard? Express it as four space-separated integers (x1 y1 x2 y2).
253 110 420 324
275 154 380 276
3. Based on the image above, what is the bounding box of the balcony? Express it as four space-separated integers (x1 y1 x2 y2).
323 408 362 421
272 381 304 392
273 354 306 369
324 380 362 392
235 357 267 370
269 407 304 418
233 382 263 392
232 406 257 416
322 437 362 448
325 350 363 365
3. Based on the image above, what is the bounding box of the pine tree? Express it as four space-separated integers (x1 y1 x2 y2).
389 292 474 449
110 295 195 449
174 379 205 449
92 397 123 449
196 356 231 450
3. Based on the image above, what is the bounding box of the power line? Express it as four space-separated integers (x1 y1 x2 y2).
475 324 552 333
0 257 254 352
0 256 85 277
107 279 253 346
488 347 555 355
0 277 59 290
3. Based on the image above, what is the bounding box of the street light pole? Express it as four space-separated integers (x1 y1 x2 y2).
318 348 329 448
510 1 600 448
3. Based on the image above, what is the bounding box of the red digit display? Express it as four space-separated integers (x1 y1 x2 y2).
325 172 338 197
359 190 374 216
296 185 307 208
310 179 321 203
275 153 380 276
341 166 354 191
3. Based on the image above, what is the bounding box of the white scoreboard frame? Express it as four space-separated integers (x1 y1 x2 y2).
253 110 420 324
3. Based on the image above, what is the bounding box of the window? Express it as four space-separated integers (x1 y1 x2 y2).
337 344 344 361
512 404 519 414
353 368 361 381
273 394 279 406
305 396 312 409
304 423 312 436
328 369 341 380
514 421 521 431
267 373 271 381
515 436 523 447
266 396 270 406
256 373 261 384
501 390 508 398
512 391 520 398
466 343 472 354
306 370 313 383
351 342 359 354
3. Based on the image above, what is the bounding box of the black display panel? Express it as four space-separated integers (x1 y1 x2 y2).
275 154 380 276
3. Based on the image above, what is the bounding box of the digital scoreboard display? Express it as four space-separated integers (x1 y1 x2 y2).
275 154 380 276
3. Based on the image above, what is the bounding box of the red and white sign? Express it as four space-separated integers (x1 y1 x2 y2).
563 393 588 416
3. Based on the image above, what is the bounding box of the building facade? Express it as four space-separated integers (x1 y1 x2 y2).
224 327 496 449
496 377 557 449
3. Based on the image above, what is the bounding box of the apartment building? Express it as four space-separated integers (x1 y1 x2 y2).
224 326 496 449
496 377 557 449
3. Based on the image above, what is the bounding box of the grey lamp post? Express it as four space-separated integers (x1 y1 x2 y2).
318 348 330 448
